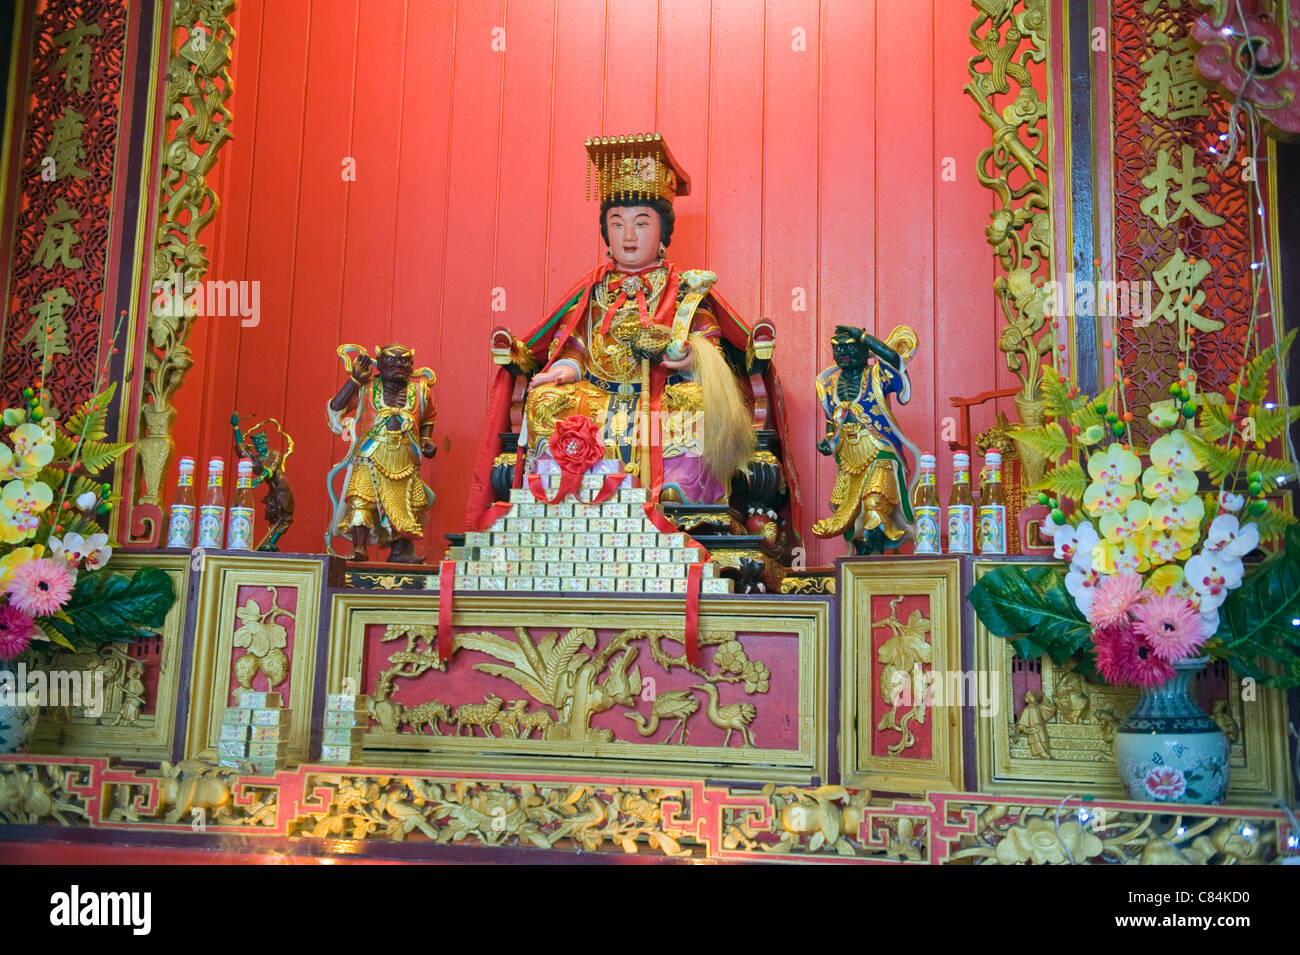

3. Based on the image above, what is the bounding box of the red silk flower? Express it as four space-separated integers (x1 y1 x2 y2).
550 414 605 474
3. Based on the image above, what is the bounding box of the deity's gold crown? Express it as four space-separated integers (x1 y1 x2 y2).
586 132 691 204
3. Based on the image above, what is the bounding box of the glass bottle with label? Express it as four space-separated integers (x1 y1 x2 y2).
197 457 225 549
979 451 1008 554
166 457 197 548
227 458 256 551
947 451 973 554
912 452 941 554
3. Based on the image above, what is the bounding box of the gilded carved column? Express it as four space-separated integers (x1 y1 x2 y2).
964 0 1054 488
137 1 235 507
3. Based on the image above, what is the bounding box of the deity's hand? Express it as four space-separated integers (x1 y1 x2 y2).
351 353 374 384
421 439 437 459
817 438 833 456
529 364 578 388
659 340 694 372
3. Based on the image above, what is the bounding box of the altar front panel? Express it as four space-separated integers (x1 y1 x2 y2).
326 592 831 785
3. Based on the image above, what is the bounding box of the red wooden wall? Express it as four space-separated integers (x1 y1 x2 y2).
171 0 1009 565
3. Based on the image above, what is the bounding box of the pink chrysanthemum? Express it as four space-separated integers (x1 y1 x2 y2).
1131 591 1205 662
1093 624 1175 688
5 557 74 617
0 603 36 659
1087 572 1144 630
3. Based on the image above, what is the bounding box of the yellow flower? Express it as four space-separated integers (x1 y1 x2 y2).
0 544 45 585
1083 444 1141 516
1147 563 1189 596
0 443 15 481
1147 527 1199 566
9 422 53 477
2 478 54 515
1149 430 1202 474
1141 464 1197 503
1150 494 1205 534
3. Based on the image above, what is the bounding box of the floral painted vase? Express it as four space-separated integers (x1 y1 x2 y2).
0 701 39 755
1114 658 1228 805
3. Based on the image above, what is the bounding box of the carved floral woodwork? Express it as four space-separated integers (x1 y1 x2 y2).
133 0 236 534
965 0 1055 489
965 2 1052 389
1193 0 1300 139
328 593 829 785
2 755 1292 864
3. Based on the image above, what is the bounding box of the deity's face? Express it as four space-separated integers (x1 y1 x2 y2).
376 349 413 383
831 337 866 370
604 205 662 272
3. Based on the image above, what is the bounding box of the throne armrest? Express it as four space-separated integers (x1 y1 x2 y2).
746 318 775 375
489 326 539 376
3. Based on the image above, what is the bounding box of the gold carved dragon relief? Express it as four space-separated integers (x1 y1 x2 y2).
367 626 771 748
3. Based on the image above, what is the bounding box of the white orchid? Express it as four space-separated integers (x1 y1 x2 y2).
1054 520 1099 565
1066 564 1103 617
50 531 112 571
76 491 98 511
1202 514 1259 560
1217 491 1245 514
1184 550 1244 613
1039 512 1062 541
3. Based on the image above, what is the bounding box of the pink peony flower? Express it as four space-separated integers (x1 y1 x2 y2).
1131 592 1205 662
1087 572 1144 630
0 602 36 659
1143 767 1187 800
1093 623 1175 688
5 557 74 617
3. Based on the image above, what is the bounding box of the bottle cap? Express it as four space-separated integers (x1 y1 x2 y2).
178 457 195 471
920 453 936 468
237 458 254 473
985 451 1002 465
953 452 969 467
208 457 224 471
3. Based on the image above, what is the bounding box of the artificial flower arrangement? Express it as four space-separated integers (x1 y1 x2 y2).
0 380 174 664
969 330 1300 690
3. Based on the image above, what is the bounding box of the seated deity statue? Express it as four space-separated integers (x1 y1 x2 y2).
467 132 804 547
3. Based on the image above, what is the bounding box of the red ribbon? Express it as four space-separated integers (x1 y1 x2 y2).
527 470 625 506
468 500 512 532
642 502 711 668
685 562 704 667
438 560 456 662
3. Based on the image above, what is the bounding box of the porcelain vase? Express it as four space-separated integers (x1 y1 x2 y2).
0 701 38 755
1114 658 1228 805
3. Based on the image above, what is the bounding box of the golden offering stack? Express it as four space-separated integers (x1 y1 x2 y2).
217 691 290 775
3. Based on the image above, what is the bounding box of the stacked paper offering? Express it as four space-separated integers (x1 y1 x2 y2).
217 691 290 775
438 473 732 594
319 693 370 764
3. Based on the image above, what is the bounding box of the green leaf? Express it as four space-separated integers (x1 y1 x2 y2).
35 619 76 651
1068 383 1116 432
51 433 76 461
1185 433 1241 483
62 383 117 443
1041 365 1087 419
75 439 131 476
967 564 1093 665
1237 328 1295 404
1197 394 1233 442
1218 523 1300 689
1034 459 1087 505
1009 423 1069 463
1252 403 1300 444
1243 502 1297 546
1243 452 1296 494
41 566 175 650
